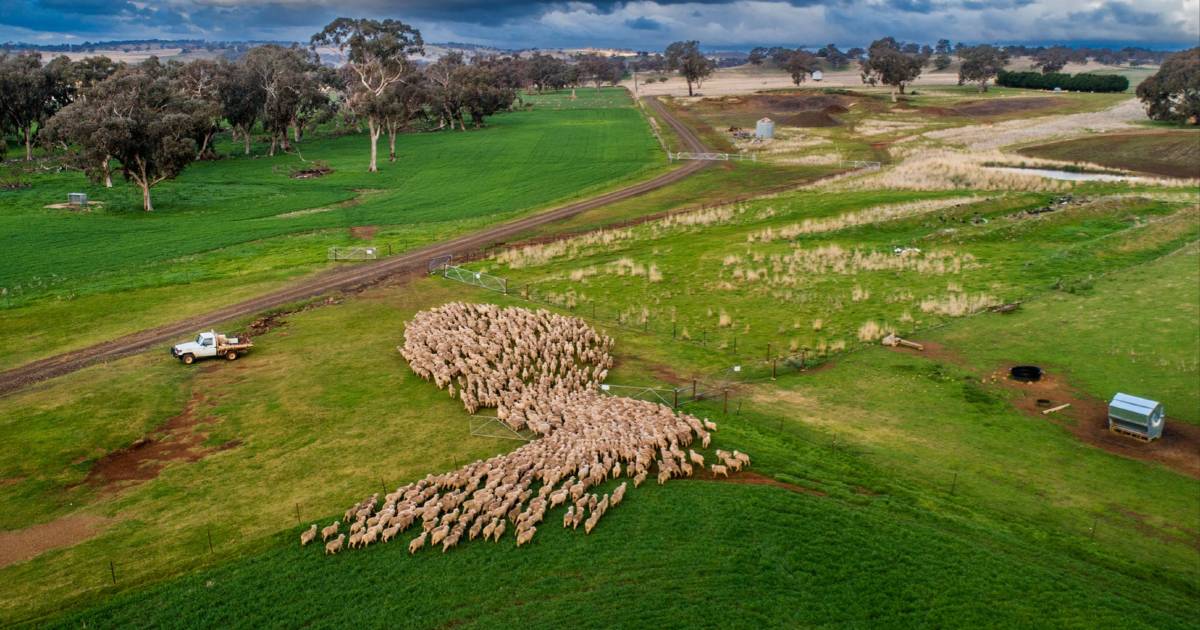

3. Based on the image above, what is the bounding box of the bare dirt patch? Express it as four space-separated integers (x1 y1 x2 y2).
79 393 240 493
708 470 827 496
0 514 112 568
349 225 378 240
952 97 1062 117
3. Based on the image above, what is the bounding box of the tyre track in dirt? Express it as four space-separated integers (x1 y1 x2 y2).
0 97 709 397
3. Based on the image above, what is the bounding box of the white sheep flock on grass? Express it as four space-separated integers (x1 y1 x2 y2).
304 302 749 555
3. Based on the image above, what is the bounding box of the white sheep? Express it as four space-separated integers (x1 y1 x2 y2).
300 524 318 546
325 534 345 555
321 521 339 541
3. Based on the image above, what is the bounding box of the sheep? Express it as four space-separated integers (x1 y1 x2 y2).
325 534 345 555
408 531 427 554
516 526 536 547
321 521 340 541
688 450 705 467
703 419 718 431
349 520 364 536
348 532 364 549
563 506 575 528
361 527 380 547
634 471 647 488
300 524 318 546
491 519 506 542
431 524 450 546
711 464 729 478
611 482 627 507
734 450 751 465
382 524 401 543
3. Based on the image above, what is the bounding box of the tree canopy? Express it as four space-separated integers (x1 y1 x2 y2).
957 44 1009 92
665 40 715 97
860 37 925 100
43 58 203 211
1136 47 1199 125
784 50 820 85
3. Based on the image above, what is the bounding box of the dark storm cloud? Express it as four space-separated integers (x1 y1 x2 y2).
625 16 666 30
1068 2 1163 28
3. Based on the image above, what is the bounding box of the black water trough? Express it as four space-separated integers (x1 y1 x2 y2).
1010 365 1043 382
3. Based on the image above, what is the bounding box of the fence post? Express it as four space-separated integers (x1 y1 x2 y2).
766 342 771 361
800 349 806 369
109 560 116 585
733 336 737 353
673 389 678 409
295 503 300 524
723 390 729 414
672 322 676 339
702 330 707 346
950 472 958 495
772 359 777 380
692 379 697 398
208 527 214 554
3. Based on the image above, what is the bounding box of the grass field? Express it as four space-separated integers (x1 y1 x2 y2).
1018 130 1200 178
2 79 1197 628
0 88 665 369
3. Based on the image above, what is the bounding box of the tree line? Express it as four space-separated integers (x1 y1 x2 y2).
0 18 632 211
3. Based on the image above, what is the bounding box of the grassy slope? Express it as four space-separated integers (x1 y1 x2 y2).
0 88 665 369
32 248 1200 628
4 195 1196 625
1017 131 1200 179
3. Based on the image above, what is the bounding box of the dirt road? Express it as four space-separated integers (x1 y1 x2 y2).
0 97 709 397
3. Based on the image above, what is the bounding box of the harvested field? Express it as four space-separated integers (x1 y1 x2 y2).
0 515 111 569
951 97 1063 116
1018 131 1200 179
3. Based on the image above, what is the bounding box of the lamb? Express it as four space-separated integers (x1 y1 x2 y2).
491 519 506 542
349 520 364 536
563 506 575 528
688 450 705 467
711 464 729 478
361 527 380 547
348 532 364 549
299 524 318 546
382 524 401 543
611 482 627 507
321 521 340 541
325 534 345 555
431 524 450 546
408 531 428 554
516 526 537 547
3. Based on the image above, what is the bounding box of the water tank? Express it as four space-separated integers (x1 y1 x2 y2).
812 70 823 81
1108 392 1164 440
755 117 774 139
68 192 88 206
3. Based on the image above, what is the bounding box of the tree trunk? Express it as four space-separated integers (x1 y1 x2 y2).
368 117 380 172
292 123 301 143
388 129 397 162
269 135 277 157
103 155 112 188
687 80 693 97
24 126 32 161
140 182 154 212
243 130 251 156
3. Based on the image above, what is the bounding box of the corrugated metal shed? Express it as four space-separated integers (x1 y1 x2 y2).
1108 393 1164 440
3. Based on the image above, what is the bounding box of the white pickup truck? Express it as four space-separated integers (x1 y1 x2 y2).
170 331 253 364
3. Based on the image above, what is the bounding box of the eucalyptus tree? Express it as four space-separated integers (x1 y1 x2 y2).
665 41 715 96
43 58 202 211
311 17 424 172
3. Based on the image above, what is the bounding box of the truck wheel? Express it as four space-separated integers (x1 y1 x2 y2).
181 354 195 365
225 350 238 361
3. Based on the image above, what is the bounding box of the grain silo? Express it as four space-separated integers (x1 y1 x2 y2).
812 70 823 81
1108 393 1165 441
755 117 774 139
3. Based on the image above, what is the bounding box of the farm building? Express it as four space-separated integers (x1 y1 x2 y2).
1108 393 1165 440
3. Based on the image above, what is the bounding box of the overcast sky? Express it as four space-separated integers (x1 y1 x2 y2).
2 1 1196 49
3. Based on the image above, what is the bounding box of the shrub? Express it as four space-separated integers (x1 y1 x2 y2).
996 70 1128 93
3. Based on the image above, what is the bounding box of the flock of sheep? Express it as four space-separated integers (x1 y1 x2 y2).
302 302 749 555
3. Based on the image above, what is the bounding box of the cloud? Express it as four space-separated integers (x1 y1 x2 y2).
625 16 666 30
0 1 1193 49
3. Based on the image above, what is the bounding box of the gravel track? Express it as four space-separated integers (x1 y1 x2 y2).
0 97 709 397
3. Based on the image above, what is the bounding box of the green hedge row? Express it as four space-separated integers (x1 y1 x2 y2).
997 70 1129 92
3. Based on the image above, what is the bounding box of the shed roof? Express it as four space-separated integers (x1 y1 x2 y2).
1109 393 1163 418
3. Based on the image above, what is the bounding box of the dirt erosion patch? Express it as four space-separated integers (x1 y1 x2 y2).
0 514 112 568
349 225 378 240
79 392 240 493
708 470 827 496
887 342 1200 478
702 93 857 127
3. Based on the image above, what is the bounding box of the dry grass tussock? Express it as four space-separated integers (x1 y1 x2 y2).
733 127 831 155
824 148 1073 192
857 320 895 342
725 245 976 284
494 205 746 269
855 119 928 137
747 195 986 242
919 292 1001 316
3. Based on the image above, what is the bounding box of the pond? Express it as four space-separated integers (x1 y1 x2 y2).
986 166 1148 182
